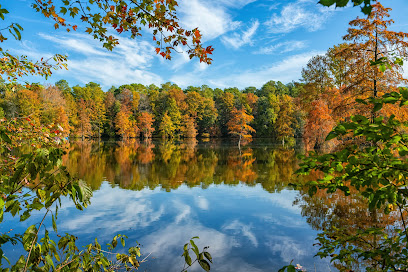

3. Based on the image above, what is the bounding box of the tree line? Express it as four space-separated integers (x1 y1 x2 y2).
0 79 302 144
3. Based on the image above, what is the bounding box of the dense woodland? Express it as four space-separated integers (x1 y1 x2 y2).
1 3 407 150
0 78 301 141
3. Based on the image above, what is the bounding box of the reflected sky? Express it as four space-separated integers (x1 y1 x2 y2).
58 184 331 271
3 141 334 271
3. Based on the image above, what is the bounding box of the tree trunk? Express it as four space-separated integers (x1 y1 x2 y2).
238 134 241 150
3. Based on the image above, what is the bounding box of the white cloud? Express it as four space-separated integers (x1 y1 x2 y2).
30 33 163 87
215 0 257 9
178 0 241 41
38 33 109 57
255 40 308 54
58 184 165 236
403 61 408 80
266 0 334 33
221 20 260 49
266 235 309 263
171 51 191 71
195 196 210 210
223 220 258 247
171 51 322 89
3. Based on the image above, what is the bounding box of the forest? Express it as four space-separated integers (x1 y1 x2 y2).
1 3 407 151
0 78 301 143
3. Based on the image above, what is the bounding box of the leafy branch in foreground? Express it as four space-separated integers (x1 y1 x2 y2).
0 117 213 271
0 118 143 271
181 237 212 272
294 88 408 271
0 4 68 82
29 0 213 63
319 0 374 14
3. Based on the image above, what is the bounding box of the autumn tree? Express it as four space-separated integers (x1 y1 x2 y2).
254 93 280 137
181 115 198 139
185 91 217 137
215 91 235 137
301 55 333 94
16 88 41 123
104 90 119 137
56 80 78 130
197 97 218 137
165 97 182 136
303 99 336 151
159 112 175 139
115 107 138 139
40 85 68 127
227 108 255 148
54 106 70 137
138 111 155 139
76 98 92 139
335 2 408 119
274 95 296 145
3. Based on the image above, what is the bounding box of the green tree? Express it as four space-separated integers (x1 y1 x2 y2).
159 112 176 139
274 95 296 145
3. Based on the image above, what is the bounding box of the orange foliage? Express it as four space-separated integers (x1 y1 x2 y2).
303 99 336 151
227 108 255 144
181 115 197 138
55 106 70 137
76 99 92 138
115 107 139 139
138 112 155 139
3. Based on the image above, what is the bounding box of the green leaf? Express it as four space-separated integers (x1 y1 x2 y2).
13 27 21 40
373 102 383 112
52 214 57 232
325 131 337 141
204 251 212 263
23 225 38 251
0 130 11 143
45 255 54 268
198 259 211 272
60 7 67 14
336 0 349 7
190 239 200 257
112 238 117 249
287 265 296 272
361 4 372 15
318 0 336 6
185 253 192 266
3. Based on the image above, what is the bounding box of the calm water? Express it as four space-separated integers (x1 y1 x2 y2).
4 140 335 271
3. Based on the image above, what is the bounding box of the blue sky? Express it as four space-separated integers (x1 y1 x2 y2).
3 0 408 90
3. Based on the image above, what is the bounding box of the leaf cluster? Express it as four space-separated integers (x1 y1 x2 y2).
295 88 408 270
0 118 145 271
181 237 212 272
319 0 374 14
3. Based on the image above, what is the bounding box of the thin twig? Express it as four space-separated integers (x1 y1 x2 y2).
23 208 50 272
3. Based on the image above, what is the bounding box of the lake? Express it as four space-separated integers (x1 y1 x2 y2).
4 140 336 271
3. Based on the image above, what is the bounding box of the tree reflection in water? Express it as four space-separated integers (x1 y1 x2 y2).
64 140 403 271
64 140 298 193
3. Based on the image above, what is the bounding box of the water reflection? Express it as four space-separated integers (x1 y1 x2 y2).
295 187 402 272
4 141 396 271
58 140 333 271
64 140 298 193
